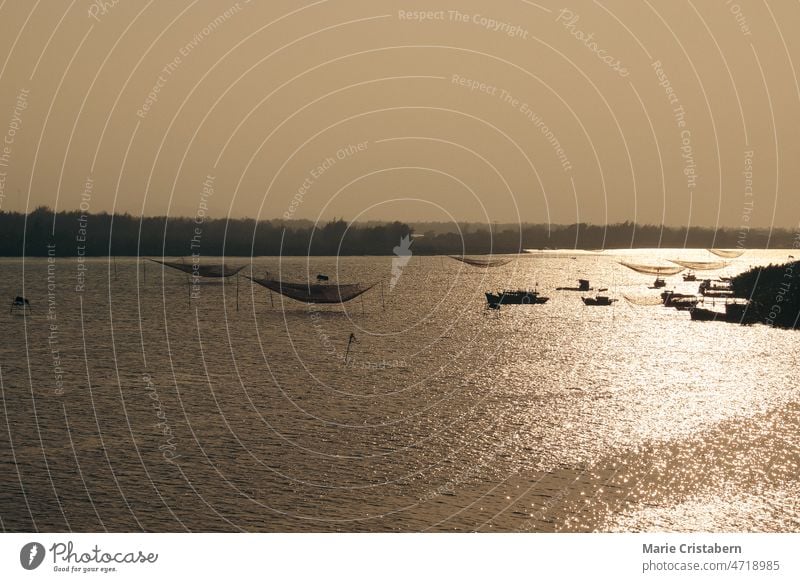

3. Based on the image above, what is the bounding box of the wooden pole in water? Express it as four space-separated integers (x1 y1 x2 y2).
181 256 189 286
113 256 117 280
344 333 356 365
236 274 240 312
266 270 274 308
143 259 146 284
380 281 385 310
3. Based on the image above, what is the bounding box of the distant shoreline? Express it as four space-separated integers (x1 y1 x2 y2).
1 249 795 259
2 208 797 257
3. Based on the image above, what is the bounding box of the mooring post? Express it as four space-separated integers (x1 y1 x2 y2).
266 271 274 308
345 332 356 365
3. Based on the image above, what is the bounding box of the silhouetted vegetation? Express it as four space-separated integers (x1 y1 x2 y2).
732 261 800 329
0 208 410 257
0 208 796 257
409 221 797 253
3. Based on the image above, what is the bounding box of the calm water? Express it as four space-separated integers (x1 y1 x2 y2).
0 250 798 532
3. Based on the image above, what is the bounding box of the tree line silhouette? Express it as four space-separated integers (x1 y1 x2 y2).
0 207 411 257
0 207 796 257
732 260 800 329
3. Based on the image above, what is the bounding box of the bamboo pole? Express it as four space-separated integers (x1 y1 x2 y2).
344 333 356 365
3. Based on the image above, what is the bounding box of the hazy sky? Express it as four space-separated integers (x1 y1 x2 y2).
0 1 798 229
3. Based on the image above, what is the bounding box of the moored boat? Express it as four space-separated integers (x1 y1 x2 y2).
699 279 734 297
485 290 549 307
690 307 721 321
723 301 757 324
557 279 592 291
9 296 31 315
690 300 754 323
582 295 618 306
661 291 699 309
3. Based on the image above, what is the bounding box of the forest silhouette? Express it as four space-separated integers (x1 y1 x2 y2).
1 207 796 257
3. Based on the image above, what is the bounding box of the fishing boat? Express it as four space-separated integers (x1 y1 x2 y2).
690 307 720 321
582 295 618 306
650 277 667 289
661 291 699 310
699 279 734 297
724 302 755 324
683 272 697 282
556 279 592 291
9 296 31 315
673 298 699 311
690 301 753 323
485 290 549 307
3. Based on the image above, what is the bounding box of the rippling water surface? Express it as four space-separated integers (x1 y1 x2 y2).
1 250 798 532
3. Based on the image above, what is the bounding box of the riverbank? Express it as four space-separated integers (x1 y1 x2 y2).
732 260 800 329
3 208 799 256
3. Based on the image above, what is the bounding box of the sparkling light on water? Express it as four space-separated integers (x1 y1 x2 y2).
0 250 797 531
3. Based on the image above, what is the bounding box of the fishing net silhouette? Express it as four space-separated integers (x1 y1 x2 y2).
622 294 664 306
449 256 512 267
708 249 746 258
149 258 245 278
669 259 728 270
619 261 684 275
247 276 375 303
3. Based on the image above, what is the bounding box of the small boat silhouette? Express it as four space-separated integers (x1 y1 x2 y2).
10 296 31 315
485 290 549 308
581 295 618 306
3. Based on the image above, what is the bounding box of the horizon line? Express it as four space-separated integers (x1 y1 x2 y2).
1 207 795 232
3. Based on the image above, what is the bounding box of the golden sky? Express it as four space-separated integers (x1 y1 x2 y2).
0 1 797 228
